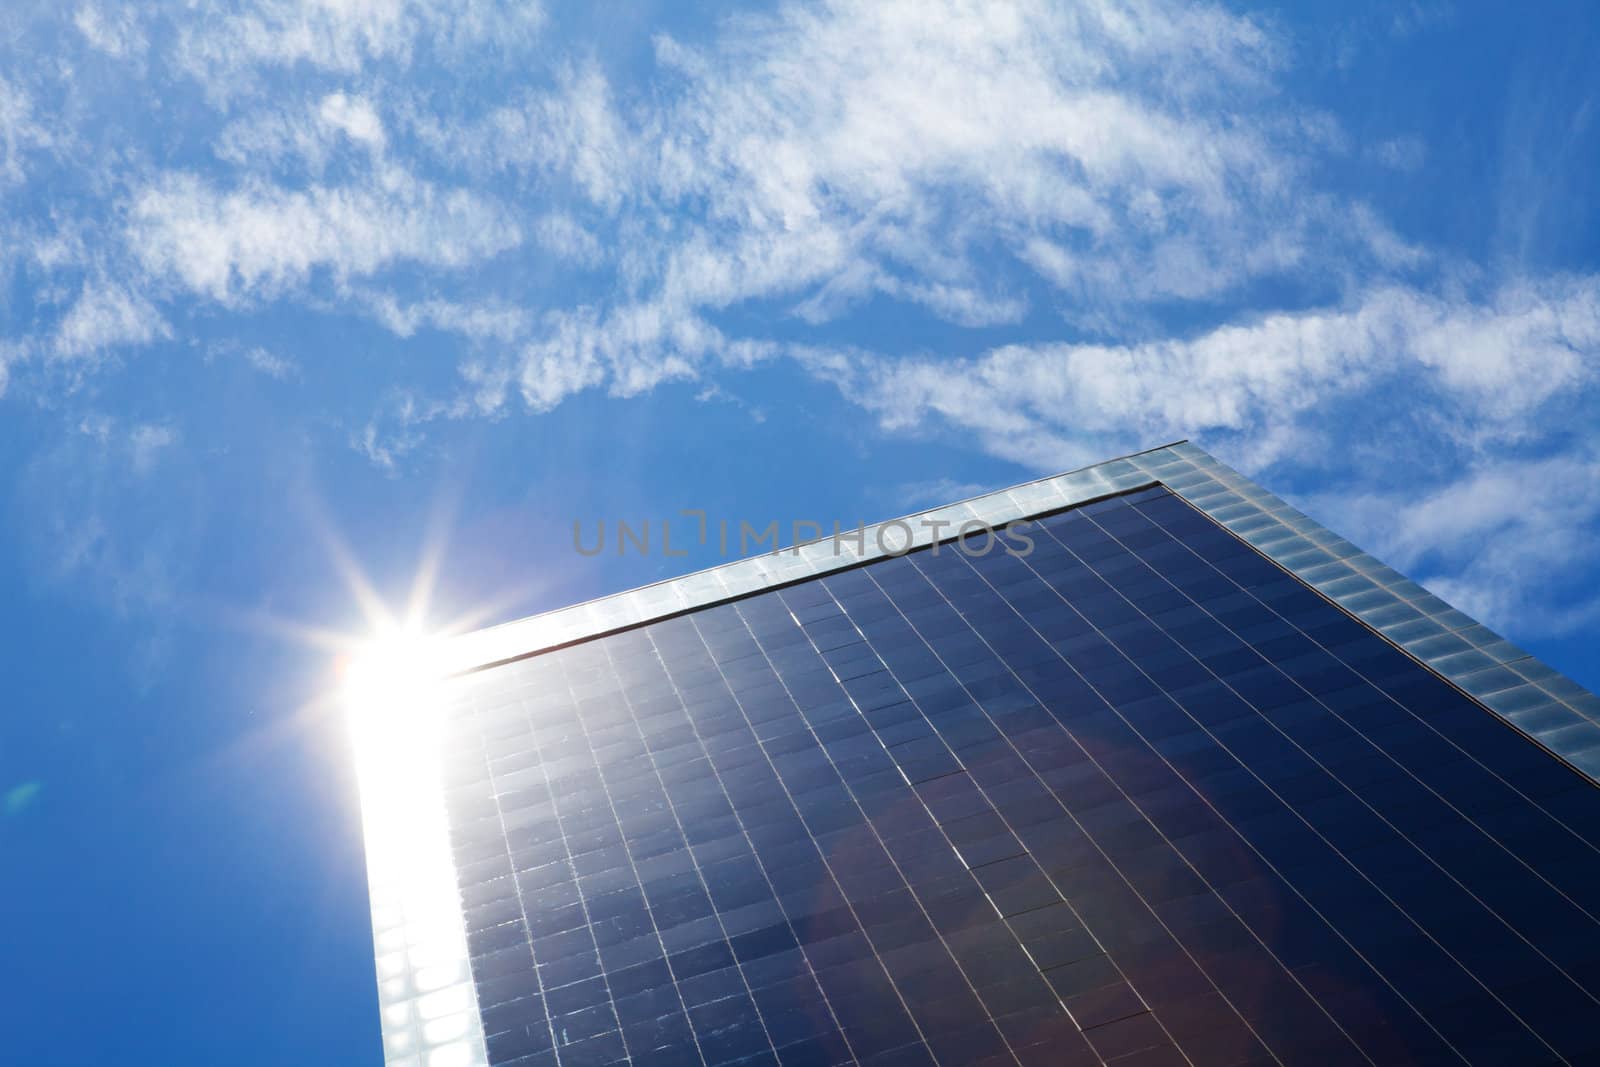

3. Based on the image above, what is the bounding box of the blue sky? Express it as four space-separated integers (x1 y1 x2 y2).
2 0 1598 1062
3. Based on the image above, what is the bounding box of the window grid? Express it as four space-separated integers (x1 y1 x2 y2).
435 483 1600 1067
916 490 1589 1062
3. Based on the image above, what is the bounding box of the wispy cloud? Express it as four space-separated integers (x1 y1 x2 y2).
362 291 531 344
533 212 603 267
1309 449 1600 635
73 5 148 59
128 422 180 475
352 394 427 473
355 0 1389 416
199 339 301 380
52 281 171 361
3 0 1598 652
128 168 521 302
822 278 1600 469
235 344 299 380
0 75 53 184
174 0 544 88
1371 135 1426 172
527 0 1324 316
214 91 387 173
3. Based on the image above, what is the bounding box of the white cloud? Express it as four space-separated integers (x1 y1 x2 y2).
52 282 171 360
67 0 1460 426
318 92 385 150
128 168 521 301
201 340 300 379
1371 135 1426 172
819 277 1600 469
73 414 179 474
129 423 180 475
215 108 334 172
176 0 544 86
1347 203 1429 270
394 0 1425 413
0 76 53 184
1309 450 1600 635
363 291 530 343
877 278 1028 328
632 0 1300 315
1408 277 1599 423
516 305 686 413
792 273 1600 635
533 213 602 267
352 394 425 472
421 64 632 207
215 92 386 172
693 381 767 423
507 301 789 414
73 5 148 58
241 346 297 379
7 0 1597 655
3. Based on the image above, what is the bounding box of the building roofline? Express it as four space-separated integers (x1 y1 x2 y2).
435 439 1600 784
437 440 1190 676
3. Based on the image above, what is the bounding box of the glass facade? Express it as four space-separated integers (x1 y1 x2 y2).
421 484 1600 1067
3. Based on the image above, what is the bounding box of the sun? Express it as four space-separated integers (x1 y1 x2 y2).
228 502 516 1060
341 618 449 791
342 619 447 722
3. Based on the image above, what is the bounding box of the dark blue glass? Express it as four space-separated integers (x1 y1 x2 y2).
438 488 1600 1067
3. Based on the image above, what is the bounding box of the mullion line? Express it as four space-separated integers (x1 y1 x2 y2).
857 564 1217 1066
467 675 570 1065
723 598 1028 1066
998 514 1473 1059
504 671 631 1064
604 637 787 1067
1088 502 1600 991
1016 506 1550 1059
1138 494 1600 896
553 652 714 1067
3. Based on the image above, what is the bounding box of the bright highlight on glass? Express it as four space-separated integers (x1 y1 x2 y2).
345 622 489 1067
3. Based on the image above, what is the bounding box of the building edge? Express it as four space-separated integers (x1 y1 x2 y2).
358 439 1600 1067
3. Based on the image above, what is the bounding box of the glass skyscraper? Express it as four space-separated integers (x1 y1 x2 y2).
351 443 1600 1067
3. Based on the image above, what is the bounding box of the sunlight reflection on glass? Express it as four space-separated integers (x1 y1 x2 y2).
345 622 488 1067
